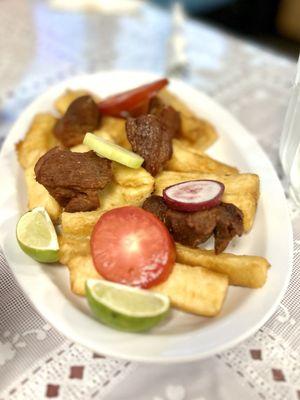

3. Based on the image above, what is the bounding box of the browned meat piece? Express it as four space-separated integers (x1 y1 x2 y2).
143 195 218 247
148 96 165 114
126 114 173 176
35 147 112 212
166 207 219 248
142 195 243 254
54 95 101 147
142 195 169 224
126 97 181 176
149 97 181 139
214 203 243 254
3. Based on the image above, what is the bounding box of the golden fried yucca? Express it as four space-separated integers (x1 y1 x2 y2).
16 114 59 169
61 162 154 237
158 89 218 151
61 211 105 237
151 263 228 317
24 166 62 222
62 244 228 317
166 139 238 174
16 114 61 221
95 118 130 148
175 243 269 288
155 171 259 232
59 234 91 265
54 89 91 115
67 255 102 295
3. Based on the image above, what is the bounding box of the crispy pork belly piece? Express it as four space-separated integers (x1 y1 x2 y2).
143 195 243 254
34 147 112 212
54 95 101 147
126 114 173 176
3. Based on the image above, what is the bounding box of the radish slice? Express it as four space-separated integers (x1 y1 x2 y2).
163 180 225 212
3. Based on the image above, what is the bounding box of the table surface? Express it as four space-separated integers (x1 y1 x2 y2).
0 1 299 399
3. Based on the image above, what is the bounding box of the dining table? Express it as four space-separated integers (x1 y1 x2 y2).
0 0 299 399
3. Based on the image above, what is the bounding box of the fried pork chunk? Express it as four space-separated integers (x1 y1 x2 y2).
126 100 181 177
126 115 172 176
143 195 243 254
149 97 181 139
34 147 112 212
54 95 101 147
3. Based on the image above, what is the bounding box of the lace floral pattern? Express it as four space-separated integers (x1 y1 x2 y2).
0 325 51 366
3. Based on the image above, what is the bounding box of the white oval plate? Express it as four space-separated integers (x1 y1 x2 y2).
0 71 293 363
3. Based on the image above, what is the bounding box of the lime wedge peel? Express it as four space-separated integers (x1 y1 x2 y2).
16 207 59 263
86 279 170 332
83 132 144 169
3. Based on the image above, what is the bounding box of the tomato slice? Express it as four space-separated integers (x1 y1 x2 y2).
98 78 169 118
126 99 150 118
91 206 175 288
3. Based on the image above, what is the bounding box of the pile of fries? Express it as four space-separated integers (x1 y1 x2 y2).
16 87 270 318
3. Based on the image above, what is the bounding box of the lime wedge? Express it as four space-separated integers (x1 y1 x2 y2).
86 279 170 332
16 207 59 263
83 132 144 169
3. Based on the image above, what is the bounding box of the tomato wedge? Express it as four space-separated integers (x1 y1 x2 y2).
91 206 175 288
98 78 169 118
126 99 150 118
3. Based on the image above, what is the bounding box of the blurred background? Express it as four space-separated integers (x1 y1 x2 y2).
152 0 299 59
0 0 298 152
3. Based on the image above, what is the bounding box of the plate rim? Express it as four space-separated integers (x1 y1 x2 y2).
0 70 294 363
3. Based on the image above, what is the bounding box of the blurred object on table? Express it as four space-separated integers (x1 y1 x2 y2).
279 54 300 205
151 0 234 14
151 0 299 59
277 0 300 42
49 0 142 14
167 2 188 78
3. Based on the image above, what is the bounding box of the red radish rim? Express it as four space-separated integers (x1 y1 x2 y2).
163 180 225 212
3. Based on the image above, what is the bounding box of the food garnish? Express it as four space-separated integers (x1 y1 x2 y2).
91 206 175 288
84 132 144 169
163 180 225 212
16 207 59 263
86 279 170 332
98 78 169 118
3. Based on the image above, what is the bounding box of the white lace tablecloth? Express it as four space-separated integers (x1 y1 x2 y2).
0 1 299 399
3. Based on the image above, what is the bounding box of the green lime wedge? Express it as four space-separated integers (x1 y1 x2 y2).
83 132 144 169
86 279 170 332
16 207 59 263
